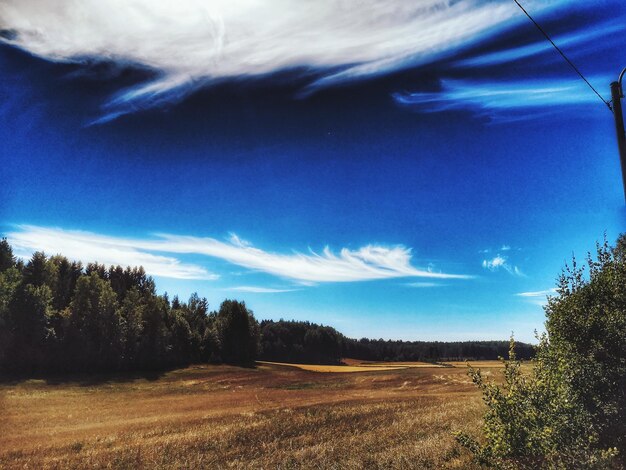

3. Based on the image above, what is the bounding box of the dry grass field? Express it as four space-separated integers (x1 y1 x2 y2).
0 361 505 469
257 361 420 372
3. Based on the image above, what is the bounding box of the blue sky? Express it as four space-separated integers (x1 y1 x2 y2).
1 0 625 342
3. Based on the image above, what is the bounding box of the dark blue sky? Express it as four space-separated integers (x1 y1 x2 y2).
1 0 625 341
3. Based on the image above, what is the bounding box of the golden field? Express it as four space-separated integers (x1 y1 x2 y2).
0 360 504 469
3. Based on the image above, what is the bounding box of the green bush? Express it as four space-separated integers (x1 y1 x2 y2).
457 235 626 469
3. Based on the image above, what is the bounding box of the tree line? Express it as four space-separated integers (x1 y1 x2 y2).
0 239 259 373
260 319 533 364
0 238 531 375
342 337 533 363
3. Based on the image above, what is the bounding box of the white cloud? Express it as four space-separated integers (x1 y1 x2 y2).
405 282 446 288
0 0 566 120
453 20 624 69
6 225 470 284
482 254 523 276
516 288 556 306
393 76 609 121
8 226 217 280
516 289 556 298
482 255 506 270
228 286 297 293
153 234 470 283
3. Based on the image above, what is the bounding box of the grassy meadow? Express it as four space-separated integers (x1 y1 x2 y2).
0 360 504 469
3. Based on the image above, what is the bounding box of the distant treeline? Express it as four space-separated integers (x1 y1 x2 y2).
260 320 534 364
0 239 533 375
342 337 534 363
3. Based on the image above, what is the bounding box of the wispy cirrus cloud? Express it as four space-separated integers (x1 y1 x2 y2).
516 288 556 298
393 76 609 121
454 20 625 69
405 282 447 288
6 225 470 284
0 0 568 121
8 225 217 280
516 288 556 306
228 286 297 293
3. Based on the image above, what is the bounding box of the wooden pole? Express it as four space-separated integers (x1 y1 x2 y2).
611 80 626 202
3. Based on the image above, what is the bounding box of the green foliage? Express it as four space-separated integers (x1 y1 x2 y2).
457 235 626 469
201 325 221 363
0 267 21 317
48 255 82 311
0 242 264 372
259 319 533 365
22 251 57 288
259 320 344 364
0 240 536 377
69 272 123 369
342 336 534 362
0 266 22 364
118 287 145 364
0 238 15 272
216 300 259 366
3 283 54 372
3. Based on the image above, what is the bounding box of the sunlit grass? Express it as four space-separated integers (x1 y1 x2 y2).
0 361 503 468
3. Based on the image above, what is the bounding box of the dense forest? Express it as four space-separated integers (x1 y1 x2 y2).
342 336 533 362
260 319 533 364
0 239 533 375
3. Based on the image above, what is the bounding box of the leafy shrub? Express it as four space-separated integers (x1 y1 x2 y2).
457 235 626 469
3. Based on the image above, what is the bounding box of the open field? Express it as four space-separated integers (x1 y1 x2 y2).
0 361 505 469
257 361 421 372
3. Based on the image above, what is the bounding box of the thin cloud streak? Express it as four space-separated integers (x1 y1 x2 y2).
0 0 568 121
516 289 556 298
228 286 298 293
405 282 447 288
454 21 625 69
393 76 610 121
516 288 556 306
7 225 471 284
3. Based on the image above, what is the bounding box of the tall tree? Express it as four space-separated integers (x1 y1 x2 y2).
49 255 83 311
215 300 259 366
69 272 122 370
138 295 170 369
23 251 56 288
118 287 145 367
4 283 53 372
0 238 15 272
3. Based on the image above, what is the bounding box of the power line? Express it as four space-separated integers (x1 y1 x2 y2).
512 0 613 113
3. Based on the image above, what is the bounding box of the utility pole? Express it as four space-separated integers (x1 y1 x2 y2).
611 68 626 202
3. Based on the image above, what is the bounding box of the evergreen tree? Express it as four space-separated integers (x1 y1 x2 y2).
0 238 15 272
23 251 56 288
4 283 54 372
49 255 82 311
69 272 122 370
118 287 145 367
215 300 259 366
138 295 169 369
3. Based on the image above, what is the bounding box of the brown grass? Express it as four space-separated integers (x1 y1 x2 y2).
0 361 501 469
257 361 410 372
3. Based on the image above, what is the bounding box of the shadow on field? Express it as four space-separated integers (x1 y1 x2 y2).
0 368 171 386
